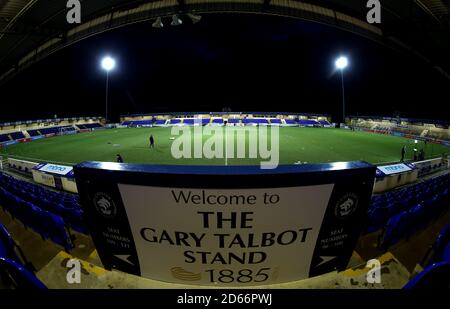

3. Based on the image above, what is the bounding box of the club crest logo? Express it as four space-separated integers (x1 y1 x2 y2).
93 192 117 218
334 193 358 219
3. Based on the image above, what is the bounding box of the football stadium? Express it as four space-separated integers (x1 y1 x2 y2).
0 0 449 300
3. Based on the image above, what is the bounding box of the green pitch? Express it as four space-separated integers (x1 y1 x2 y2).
1 127 448 166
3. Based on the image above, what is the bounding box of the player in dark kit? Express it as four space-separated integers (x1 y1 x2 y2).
400 145 406 162
116 154 124 163
149 134 155 148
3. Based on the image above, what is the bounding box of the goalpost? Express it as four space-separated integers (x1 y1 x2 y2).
59 126 77 135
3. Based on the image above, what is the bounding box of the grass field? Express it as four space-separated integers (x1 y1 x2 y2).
1 127 448 166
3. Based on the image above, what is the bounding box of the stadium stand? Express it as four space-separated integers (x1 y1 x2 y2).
373 173 449 251
8 132 25 140
0 257 47 289
368 173 449 236
121 120 153 127
77 123 103 129
298 119 320 126
270 118 282 124
37 125 74 135
26 129 41 137
0 223 35 271
211 118 224 125
422 222 450 267
402 261 450 289
0 133 11 142
183 118 196 125
169 119 182 125
227 118 241 124
118 113 336 128
284 119 298 125
349 116 450 142
0 172 86 250
0 224 21 263
243 118 269 125
153 119 167 126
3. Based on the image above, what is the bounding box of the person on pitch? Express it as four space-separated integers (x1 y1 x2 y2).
149 134 155 148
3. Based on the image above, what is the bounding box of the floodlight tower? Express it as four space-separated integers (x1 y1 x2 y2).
335 56 348 125
101 56 116 123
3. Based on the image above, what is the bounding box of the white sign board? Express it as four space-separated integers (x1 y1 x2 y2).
38 163 73 176
118 185 333 285
378 163 412 175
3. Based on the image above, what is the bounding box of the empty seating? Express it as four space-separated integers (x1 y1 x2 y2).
368 173 450 233
298 119 320 126
211 118 224 125
0 224 21 263
0 257 47 289
284 119 297 125
0 224 34 272
0 172 86 246
153 119 167 126
242 118 269 125
403 261 450 289
169 119 182 125
319 120 331 125
227 118 241 124
81 123 102 129
121 120 153 127
9 132 25 140
422 222 450 267
27 130 41 137
270 119 282 124
376 173 450 251
183 119 195 125
37 125 74 135
0 134 11 142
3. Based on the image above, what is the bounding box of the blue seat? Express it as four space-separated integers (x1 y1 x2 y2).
0 224 20 262
37 210 73 251
424 222 450 266
379 211 411 251
403 261 450 289
0 257 46 289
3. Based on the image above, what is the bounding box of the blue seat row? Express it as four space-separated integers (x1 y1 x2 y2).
0 188 74 251
0 172 87 235
367 173 450 233
78 123 102 129
378 180 450 251
0 224 46 289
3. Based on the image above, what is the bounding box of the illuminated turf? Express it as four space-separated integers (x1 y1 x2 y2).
1 127 448 166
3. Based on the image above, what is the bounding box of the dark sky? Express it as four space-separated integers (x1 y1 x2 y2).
0 13 448 123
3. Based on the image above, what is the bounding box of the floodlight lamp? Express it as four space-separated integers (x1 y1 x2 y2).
335 56 348 70
101 56 115 71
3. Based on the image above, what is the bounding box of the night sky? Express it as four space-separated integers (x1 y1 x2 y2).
0 13 448 123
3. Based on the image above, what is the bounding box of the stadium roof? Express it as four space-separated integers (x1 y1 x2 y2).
0 0 449 84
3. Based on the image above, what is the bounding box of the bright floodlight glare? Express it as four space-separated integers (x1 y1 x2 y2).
101 56 115 71
335 56 348 70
